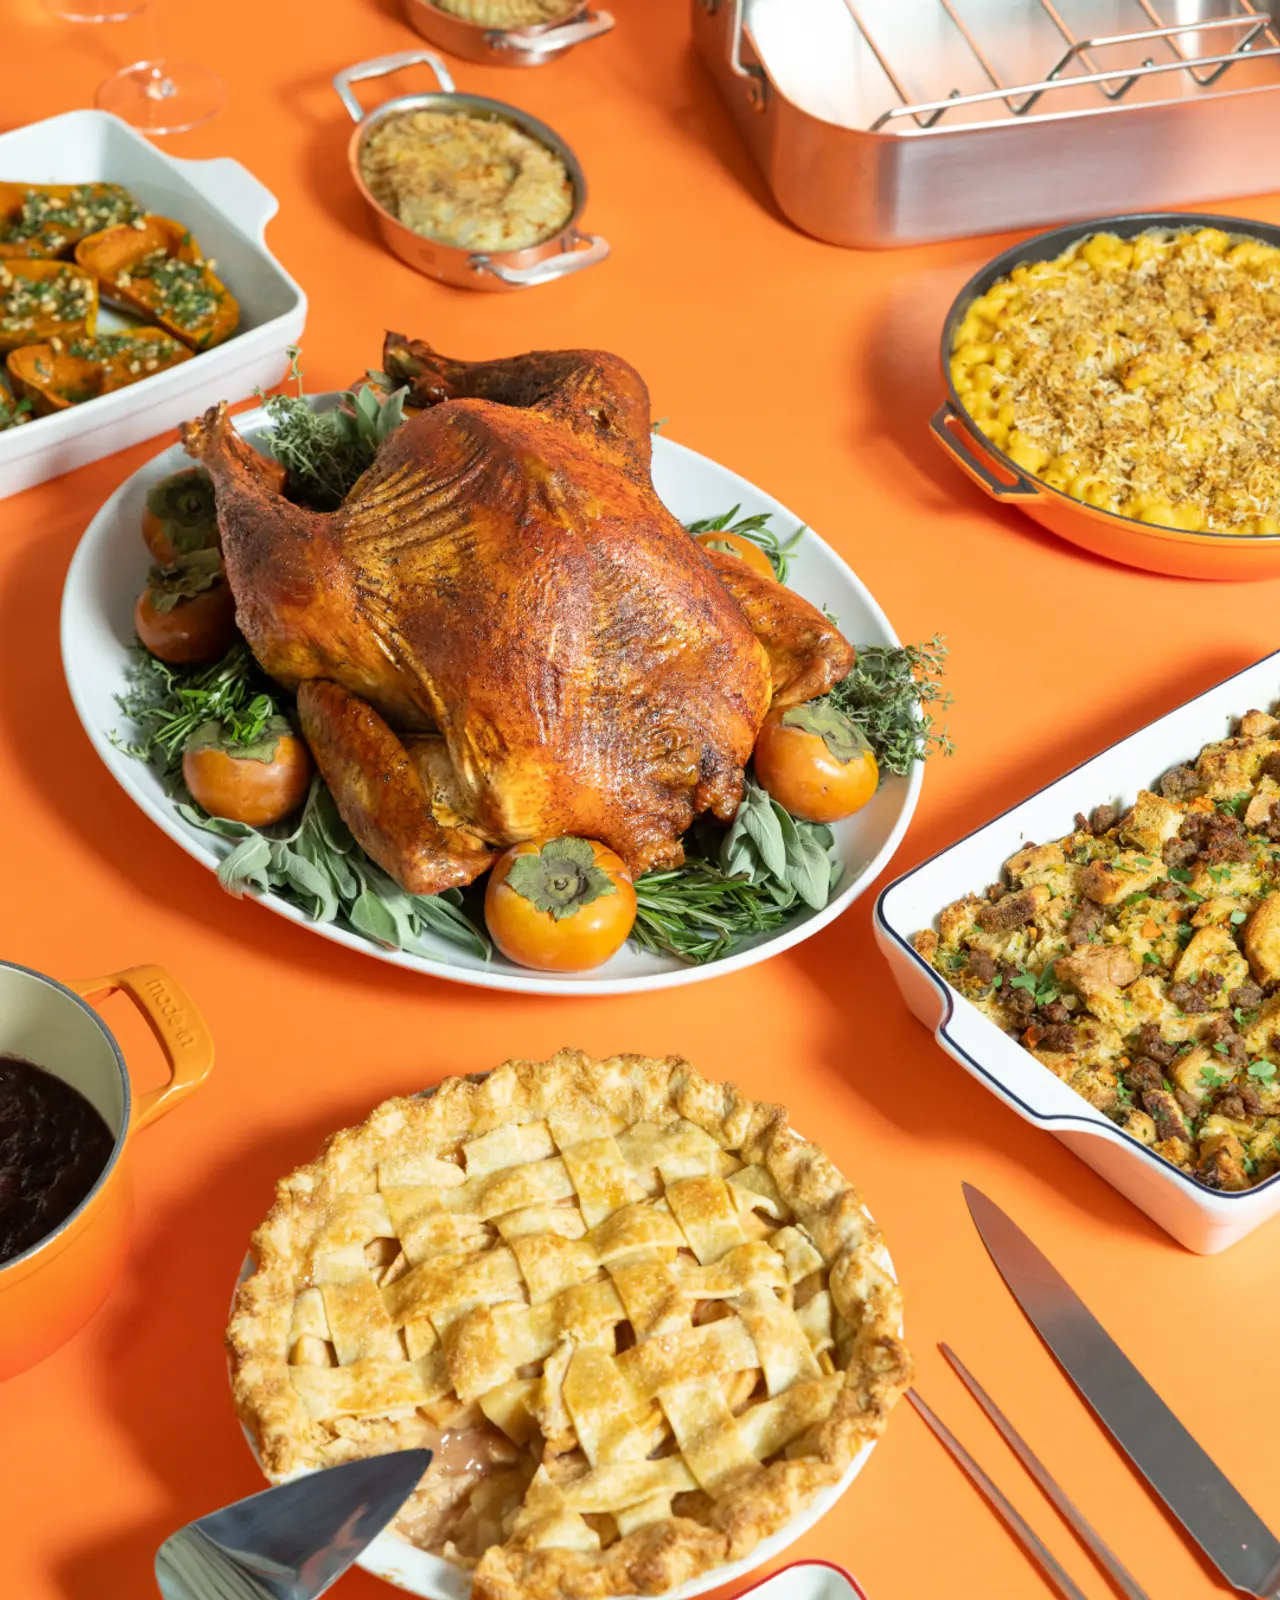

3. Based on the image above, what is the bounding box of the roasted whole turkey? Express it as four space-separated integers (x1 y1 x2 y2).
181 337 853 894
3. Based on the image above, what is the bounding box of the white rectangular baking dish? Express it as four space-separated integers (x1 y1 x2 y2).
0 109 305 498
875 649 1280 1255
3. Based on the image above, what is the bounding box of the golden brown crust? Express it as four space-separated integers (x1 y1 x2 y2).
227 1050 911 1600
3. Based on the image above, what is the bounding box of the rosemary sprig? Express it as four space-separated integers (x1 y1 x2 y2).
685 505 806 584
112 642 281 776
633 862 800 963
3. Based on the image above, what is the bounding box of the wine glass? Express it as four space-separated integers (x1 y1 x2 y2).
87 0 224 135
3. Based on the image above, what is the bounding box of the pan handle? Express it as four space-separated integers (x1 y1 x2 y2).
491 9 615 55
333 51 456 123
930 402 1042 501
717 0 767 109
471 231 609 287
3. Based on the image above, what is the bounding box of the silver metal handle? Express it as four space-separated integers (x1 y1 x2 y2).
333 51 456 123
488 9 615 54
908 1390 1092 1600
471 231 609 287
718 0 767 109
930 401 1041 502
940 1347 1153 1600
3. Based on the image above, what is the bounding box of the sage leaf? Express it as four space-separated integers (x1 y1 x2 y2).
742 791 788 880
409 894 492 961
180 805 257 840
276 848 339 922
349 889 400 947
217 834 273 897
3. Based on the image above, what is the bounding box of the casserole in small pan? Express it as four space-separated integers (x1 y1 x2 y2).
876 649 1280 1254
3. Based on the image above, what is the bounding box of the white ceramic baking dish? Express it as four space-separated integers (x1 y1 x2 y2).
875 649 1280 1255
0 109 305 498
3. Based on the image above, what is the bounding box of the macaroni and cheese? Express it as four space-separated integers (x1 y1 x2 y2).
951 228 1280 536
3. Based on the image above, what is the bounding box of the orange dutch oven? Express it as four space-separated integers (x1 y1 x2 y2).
0 960 212 1379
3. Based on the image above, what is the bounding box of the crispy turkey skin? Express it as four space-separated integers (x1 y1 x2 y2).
181 339 851 895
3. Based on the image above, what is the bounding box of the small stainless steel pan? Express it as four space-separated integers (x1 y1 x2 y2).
402 1 613 66
334 51 609 291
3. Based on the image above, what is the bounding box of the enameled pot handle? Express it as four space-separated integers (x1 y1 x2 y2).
68 966 213 1132
930 401 1042 501
333 51 456 123
472 231 609 287
492 9 614 53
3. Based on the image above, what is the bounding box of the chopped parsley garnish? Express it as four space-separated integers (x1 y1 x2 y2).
0 264 93 333
1200 1065 1232 1089
126 249 219 331
1248 1061 1277 1082
0 183 139 247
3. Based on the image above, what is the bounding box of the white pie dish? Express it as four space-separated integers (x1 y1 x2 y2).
61 398 921 995
0 109 305 498
231 1200 898 1599
875 648 1280 1255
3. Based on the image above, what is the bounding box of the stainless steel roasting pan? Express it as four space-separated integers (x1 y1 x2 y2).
693 0 1280 248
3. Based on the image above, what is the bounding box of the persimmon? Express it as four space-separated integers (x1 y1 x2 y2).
134 550 236 666
485 837 636 972
753 701 879 824
182 718 312 827
693 529 775 581
142 466 217 565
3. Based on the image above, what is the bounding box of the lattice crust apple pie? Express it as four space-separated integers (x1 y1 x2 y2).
227 1052 910 1600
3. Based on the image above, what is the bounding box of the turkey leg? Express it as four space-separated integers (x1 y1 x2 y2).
297 681 496 895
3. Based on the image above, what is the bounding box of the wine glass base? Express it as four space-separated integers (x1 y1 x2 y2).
95 60 224 135
44 0 146 19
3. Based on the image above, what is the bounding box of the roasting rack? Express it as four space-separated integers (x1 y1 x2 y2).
849 0 1280 129
693 0 1280 245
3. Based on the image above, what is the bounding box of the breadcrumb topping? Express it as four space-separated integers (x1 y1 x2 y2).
433 0 579 22
951 228 1280 537
360 109 574 254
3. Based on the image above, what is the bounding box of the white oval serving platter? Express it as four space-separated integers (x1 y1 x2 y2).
62 399 921 994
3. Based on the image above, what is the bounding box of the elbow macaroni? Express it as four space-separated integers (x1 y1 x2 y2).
951 228 1280 537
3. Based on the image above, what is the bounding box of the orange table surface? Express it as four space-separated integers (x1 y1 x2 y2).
3 2 1280 1597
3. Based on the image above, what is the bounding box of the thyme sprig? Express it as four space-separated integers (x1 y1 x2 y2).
827 635 954 776
257 347 409 511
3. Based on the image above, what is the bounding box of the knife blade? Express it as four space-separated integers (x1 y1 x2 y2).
963 1182 1280 1598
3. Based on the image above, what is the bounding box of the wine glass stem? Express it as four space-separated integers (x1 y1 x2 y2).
142 0 171 96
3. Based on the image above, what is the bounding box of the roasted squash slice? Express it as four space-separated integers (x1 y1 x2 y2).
7 328 190 415
0 259 97 353
76 216 238 351
0 364 31 430
0 182 141 260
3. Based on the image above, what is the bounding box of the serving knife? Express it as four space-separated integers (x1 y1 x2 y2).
963 1183 1280 1598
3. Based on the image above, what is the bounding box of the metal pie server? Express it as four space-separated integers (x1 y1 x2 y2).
154 1450 431 1600
964 1183 1280 1597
